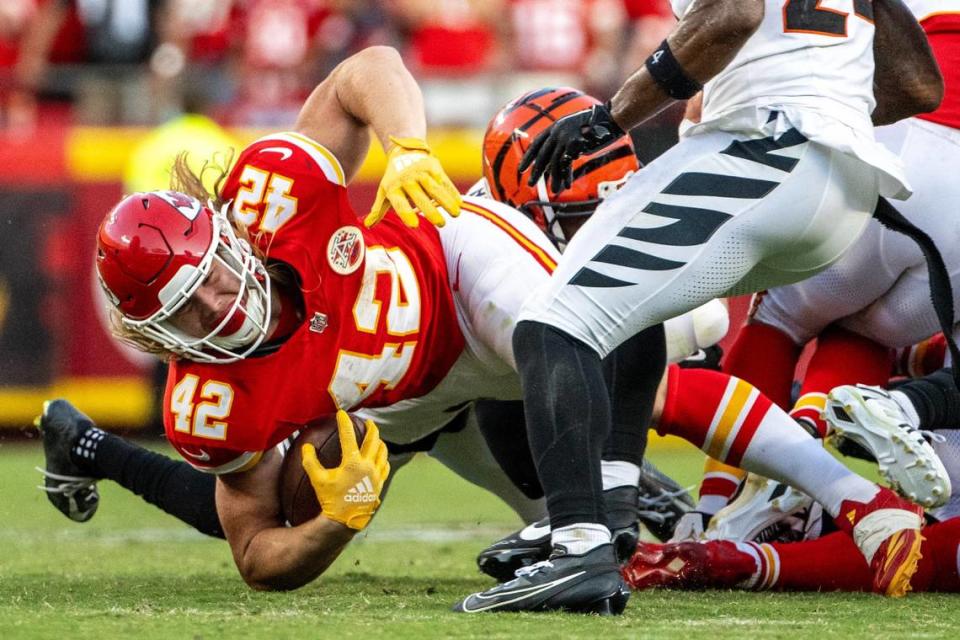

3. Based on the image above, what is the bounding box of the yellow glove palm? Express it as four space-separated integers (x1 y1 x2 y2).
301 411 390 531
364 136 462 229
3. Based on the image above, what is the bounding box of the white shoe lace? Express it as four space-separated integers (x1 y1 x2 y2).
35 467 97 496
637 486 695 522
514 560 554 579
920 429 947 444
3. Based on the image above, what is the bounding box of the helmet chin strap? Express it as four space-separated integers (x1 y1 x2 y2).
534 176 567 245
209 281 268 350
209 315 259 350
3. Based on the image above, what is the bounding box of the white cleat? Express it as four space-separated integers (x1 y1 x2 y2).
705 473 820 543
825 384 951 509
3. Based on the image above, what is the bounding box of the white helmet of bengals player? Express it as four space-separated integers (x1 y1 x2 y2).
96 191 273 363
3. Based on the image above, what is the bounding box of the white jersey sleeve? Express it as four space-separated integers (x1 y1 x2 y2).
906 0 960 21
466 178 490 198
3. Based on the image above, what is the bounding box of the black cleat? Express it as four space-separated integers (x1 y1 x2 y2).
455 544 629 614
476 484 646 582
636 459 696 541
477 517 552 583
678 344 723 371
34 399 100 522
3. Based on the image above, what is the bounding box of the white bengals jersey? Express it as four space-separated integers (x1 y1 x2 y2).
906 0 960 20
671 0 909 198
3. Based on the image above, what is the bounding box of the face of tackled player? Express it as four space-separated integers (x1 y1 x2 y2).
96 191 274 363
166 258 264 346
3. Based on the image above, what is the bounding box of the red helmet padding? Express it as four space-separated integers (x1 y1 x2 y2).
96 192 214 320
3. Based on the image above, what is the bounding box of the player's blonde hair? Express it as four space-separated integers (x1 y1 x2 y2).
170 150 233 211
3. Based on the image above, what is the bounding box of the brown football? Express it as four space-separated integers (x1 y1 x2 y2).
279 413 367 526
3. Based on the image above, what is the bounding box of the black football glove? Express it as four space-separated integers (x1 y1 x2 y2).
519 102 626 193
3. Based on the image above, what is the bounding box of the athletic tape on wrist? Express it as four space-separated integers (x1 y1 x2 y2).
645 39 702 100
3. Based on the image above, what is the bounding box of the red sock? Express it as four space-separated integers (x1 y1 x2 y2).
661 367 746 511
895 333 948 378
922 518 960 593
768 520 959 593
722 320 800 410
791 326 894 438
658 367 772 467
767 532 873 591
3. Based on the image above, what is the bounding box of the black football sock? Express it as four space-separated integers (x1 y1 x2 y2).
600 324 665 529
896 367 960 430
474 399 543 499
71 431 223 539
513 320 610 531
601 323 665 466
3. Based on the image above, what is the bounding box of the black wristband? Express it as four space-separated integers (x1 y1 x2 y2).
644 39 702 100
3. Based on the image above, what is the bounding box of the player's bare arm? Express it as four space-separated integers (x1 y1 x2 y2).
215 448 356 591
294 45 460 227
871 0 943 126
610 0 764 131
294 46 425 182
216 412 388 591
521 0 763 191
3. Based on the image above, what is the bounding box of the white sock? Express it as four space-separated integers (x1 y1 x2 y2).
551 523 611 555
696 494 730 516
601 460 640 491
889 390 921 428
738 407 879 517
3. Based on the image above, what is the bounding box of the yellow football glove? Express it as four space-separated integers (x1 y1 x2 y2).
301 410 390 531
364 136 462 229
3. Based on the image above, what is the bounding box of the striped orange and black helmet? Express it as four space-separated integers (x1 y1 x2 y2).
482 87 639 247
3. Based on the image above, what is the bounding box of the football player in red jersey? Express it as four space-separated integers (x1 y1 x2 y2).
38 85 681 594
36 87 712 589
89 45 594 591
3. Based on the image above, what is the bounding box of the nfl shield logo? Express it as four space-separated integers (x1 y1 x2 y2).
309 312 328 334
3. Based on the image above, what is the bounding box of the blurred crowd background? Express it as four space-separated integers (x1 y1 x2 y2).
0 0 678 131
1 0 728 433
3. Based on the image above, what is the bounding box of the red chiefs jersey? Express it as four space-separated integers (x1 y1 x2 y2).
163 131 465 473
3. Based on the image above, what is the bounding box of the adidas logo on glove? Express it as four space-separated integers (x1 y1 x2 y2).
344 476 378 503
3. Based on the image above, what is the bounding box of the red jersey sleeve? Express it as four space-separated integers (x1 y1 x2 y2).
221 132 356 289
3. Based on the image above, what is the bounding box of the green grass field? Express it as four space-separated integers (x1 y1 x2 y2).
1 438 957 639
